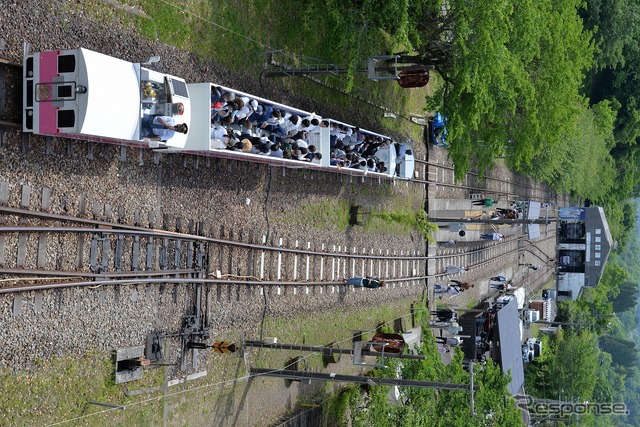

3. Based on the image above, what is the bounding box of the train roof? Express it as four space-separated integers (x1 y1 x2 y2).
25 47 191 147
77 48 141 140
76 49 191 147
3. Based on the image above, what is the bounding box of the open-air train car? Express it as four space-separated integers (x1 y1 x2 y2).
21 45 414 180
323 117 415 180
177 82 330 168
23 46 191 148
178 83 414 179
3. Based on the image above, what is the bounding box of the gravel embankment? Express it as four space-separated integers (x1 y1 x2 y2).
0 0 426 373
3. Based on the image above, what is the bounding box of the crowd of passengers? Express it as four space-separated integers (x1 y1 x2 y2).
209 87 393 173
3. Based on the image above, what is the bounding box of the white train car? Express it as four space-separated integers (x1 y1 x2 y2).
176 83 414 179
23 46 191 148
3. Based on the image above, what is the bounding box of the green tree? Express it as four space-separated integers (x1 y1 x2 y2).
525 101 616 199
528 329 600 401
600 336 639 367
580 0 640 70
351 332 524 426
613 282 639 313
407 0 594 178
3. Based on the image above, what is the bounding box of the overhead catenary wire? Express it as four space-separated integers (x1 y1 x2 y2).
154 0 411 122
44 310 426 426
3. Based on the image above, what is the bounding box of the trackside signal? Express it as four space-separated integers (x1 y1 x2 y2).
187 341 237 354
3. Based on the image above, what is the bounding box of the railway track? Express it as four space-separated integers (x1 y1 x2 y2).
0 49 560 387
0 206 427 293
414 155 555 203
0 203 555 298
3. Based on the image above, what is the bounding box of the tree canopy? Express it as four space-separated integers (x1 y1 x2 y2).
408 0 594 179
331 332 524 426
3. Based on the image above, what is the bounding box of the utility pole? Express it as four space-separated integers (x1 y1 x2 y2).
469 362 475 416
250 368 479 391
430 218 556 225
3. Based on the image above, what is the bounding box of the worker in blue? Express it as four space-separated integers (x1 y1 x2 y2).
345 276 384 288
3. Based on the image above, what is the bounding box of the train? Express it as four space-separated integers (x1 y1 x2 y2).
22 46 414 179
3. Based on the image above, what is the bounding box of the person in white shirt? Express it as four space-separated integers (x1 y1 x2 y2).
269 143 283 158
283 115 301 137
210 124 229 149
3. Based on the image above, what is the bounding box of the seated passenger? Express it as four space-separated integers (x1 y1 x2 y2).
269 143 283 158
310 152 322 165
255 143 271 155
350 159 367 170
240 138 253 153
211 89 236 106
229 97 252 123
260 110 285 134
210 124 229 149
295 147 309 161
280 138 294 152
283 115 301 137
330 157 345 167
248 104 268 127
332 148 346 159
362 137 385 157
302 117 320 133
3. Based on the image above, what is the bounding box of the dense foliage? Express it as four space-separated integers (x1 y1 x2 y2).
405 0 594 180
325 332 524 426
525 215 640 426
388 0 640 245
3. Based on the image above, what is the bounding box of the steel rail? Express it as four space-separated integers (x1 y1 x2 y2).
0 268 199 278
0 58 21 67
0 221 424 260
414 158 552 200
0 120 21 129
0 275 429 294
0 234 547 294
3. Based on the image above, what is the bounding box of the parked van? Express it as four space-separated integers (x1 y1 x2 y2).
526 338 542 358
524 309 540 323
522 341 534 363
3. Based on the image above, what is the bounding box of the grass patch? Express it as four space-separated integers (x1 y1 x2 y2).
281 198 351 232
367 210 437 242
1 298 421 426
323 385 360 426
262 299 414 347
0 350 165 426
